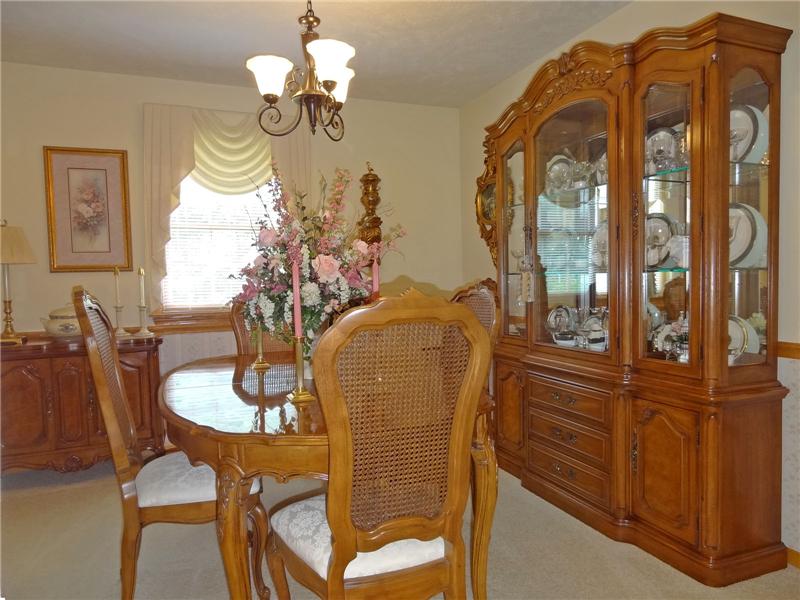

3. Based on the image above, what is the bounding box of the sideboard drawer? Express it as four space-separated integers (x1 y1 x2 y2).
528 442 611 510
529 408 611 470
528 377 610 429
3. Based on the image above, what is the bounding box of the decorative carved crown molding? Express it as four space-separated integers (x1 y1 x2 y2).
532 67 614 114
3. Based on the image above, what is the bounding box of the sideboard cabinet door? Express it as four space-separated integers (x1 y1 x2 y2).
631 398 699 545
1 359 53 455
495 360 526 464
118 350 154 439
51 357 90 448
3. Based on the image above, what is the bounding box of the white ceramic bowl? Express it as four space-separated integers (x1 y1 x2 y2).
41 304 80 337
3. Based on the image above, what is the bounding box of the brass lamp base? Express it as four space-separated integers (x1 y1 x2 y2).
287 388 316 405
1 333 26 346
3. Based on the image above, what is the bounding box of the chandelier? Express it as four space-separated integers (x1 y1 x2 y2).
246 1 355 142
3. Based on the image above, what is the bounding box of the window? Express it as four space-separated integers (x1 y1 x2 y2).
161 175 273 309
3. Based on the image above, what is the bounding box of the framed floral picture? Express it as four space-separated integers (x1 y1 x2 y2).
43 147 132 272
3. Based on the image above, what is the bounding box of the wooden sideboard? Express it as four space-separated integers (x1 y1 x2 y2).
1 334 164 472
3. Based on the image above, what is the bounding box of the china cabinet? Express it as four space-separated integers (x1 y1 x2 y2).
1 334 164 472
476 13 792 585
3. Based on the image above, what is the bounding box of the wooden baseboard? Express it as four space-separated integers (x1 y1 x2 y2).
788 547 800 569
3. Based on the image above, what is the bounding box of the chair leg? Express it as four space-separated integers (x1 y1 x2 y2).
266 532 291 600
120 521 143 600
444 535 467 600
248 500 270 600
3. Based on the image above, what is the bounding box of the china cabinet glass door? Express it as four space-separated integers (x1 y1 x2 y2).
533 100 610 353
503 141 527 338
726 68 770 367
639 82 695 365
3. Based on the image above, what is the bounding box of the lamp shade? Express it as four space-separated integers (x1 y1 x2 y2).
306 39 355 83
333 68 355 104
0 222 35 265
246 55 294 99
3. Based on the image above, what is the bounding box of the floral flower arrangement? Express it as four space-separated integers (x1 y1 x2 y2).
71 177 108 240
232 167 405 356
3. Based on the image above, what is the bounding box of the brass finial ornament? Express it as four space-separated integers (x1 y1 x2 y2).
245 0 355 142
357 162 383 244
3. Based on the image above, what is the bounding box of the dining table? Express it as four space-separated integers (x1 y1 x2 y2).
159 353 497 600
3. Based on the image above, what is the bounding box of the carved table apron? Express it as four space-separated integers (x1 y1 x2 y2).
159 354 496 600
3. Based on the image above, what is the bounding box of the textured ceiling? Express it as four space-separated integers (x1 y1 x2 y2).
1 1 627 108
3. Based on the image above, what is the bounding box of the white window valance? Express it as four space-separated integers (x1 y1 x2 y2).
191 109 272 195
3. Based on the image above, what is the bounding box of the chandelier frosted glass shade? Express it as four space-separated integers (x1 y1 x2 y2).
245 1 354 142
306 39 355 85
246 55 294 101
332 68 355 104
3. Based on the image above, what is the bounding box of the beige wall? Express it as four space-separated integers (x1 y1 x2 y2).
0 62 461 331
458 1 800 552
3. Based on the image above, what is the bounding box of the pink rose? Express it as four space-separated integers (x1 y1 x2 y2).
258 227 278 248
352 239 369 255
254 254 267 268
311 254 341 283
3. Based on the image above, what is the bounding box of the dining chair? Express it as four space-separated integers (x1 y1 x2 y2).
231 300 293 356
72 286 269 600
451 278 499 406
265 289 490 599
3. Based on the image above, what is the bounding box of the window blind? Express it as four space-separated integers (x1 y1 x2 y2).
162 176 274 308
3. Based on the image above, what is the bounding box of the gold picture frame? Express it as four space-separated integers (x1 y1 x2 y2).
44 146 132 272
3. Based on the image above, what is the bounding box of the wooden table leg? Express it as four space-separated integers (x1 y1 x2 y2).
217 463 254 600
470 411 497 600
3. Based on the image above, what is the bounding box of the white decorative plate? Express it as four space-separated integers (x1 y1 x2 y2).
730 105 757 162
645 213 677 268
743 104 768 164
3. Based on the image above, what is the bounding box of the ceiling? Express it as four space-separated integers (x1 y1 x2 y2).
1 1 627 108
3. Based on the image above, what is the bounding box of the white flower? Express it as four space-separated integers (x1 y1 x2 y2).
301 281 322 307
336 274 350 304
284 291 293 325
301 245 311 279
78 204 94 218
257 295 276 333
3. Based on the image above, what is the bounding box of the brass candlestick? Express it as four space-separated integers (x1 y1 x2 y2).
252 330 270 372
113 305 132 338
287 335 315 405
133 305 155 338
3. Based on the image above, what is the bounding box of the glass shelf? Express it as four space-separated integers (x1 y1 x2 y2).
647 267 689 273
644 166 689 184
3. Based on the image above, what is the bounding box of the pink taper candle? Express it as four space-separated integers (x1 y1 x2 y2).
292 260 302 337
372 259 380 298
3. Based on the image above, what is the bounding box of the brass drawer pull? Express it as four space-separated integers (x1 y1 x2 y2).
551 427 563 440
551 462 577 480
567 432 578 445
549 390 577 407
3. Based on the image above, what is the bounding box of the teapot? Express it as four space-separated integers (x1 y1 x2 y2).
41 304 80 337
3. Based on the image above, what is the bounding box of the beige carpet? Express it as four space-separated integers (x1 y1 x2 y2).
1 464 798 599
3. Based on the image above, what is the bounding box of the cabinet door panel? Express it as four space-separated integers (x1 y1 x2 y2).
495 361 525 456
51 358 89 447
119 351 152 436
631 399 698 545
1 359 53 454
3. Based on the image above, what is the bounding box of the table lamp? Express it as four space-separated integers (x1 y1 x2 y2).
1 220 36 345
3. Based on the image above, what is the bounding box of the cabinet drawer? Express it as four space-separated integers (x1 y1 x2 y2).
529 408 611 470
529 377 610 429
528 442 610 510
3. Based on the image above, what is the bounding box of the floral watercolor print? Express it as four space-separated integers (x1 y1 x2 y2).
44 147 131 271
67 168 110 253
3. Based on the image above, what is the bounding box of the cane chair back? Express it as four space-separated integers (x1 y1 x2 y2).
308 289 490 596
231 300 292 356
73 287 144 483
451 279 499 396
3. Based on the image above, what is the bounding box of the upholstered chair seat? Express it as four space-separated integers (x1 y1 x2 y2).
270 494 445 579
136 452 261 508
